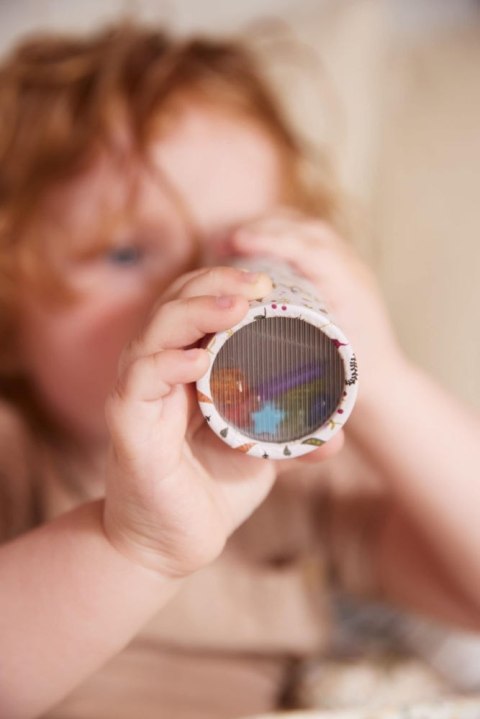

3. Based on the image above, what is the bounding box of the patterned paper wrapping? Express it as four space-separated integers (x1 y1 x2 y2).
196 259 358 459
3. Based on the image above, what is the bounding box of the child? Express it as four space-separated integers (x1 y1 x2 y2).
0 21 479 719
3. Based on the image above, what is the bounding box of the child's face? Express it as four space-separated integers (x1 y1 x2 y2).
17 103 284 447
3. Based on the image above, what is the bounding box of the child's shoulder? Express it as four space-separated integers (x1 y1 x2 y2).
0 399 38 541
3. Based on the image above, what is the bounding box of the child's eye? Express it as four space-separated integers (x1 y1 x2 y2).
106 245 144 266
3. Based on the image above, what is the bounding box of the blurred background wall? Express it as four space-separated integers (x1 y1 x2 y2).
1 0 479 409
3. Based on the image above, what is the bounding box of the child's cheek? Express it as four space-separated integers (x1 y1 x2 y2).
18 291 155 441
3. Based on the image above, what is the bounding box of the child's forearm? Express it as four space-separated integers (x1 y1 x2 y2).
0 500 179 719
348 358 480 614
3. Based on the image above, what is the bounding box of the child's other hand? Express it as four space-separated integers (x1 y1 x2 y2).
230 209 407 412
103 266 338 579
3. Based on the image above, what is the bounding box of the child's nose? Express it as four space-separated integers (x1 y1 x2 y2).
198 232 234 266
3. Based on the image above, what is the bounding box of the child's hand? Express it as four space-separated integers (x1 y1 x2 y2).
230 209 407 413
103 266 339 579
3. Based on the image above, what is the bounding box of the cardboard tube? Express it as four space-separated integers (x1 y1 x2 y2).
196 259 358 459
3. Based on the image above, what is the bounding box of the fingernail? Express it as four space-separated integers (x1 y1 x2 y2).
216 295 235 309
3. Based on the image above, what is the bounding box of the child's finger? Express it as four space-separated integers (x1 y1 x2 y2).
124 267 271 364
230 223 351 287
112 348 209 405
233 223 330 257
121 294 248 369
160 267 215 302
175 266 272 301
233 212 341 247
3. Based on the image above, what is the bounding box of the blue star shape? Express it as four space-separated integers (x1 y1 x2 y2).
252 402 285 436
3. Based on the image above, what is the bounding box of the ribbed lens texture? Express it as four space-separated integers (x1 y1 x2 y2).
210 317 345 443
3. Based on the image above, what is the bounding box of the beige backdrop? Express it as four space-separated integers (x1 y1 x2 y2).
375 21 480 409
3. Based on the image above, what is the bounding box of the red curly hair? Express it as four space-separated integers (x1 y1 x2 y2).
0 21 340 379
